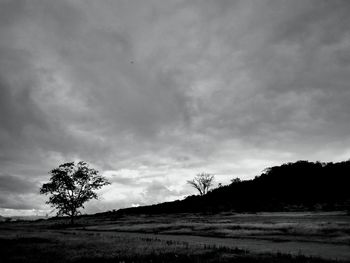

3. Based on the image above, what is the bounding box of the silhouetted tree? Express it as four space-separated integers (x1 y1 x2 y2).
187 173 214 196
40 161 110 224
119 160 350 214
231 177 241 184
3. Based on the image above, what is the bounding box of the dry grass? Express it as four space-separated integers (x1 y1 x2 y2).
82 211 350 245
1 211 350 262
0 228 343 263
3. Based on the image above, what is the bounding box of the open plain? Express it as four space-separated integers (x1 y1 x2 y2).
1 211 350 262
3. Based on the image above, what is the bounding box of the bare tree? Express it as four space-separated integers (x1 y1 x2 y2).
187 173 214 196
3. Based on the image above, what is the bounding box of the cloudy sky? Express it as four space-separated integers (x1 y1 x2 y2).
1 0 350 216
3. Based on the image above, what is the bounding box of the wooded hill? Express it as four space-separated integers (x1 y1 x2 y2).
116 160 350 214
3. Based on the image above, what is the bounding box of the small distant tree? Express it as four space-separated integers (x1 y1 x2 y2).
231 177 241 184
187 173 214 196
40 161 110 224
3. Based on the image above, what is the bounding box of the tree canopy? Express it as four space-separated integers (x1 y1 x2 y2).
40 161 110 224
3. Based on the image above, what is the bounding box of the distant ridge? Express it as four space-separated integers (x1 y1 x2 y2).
114 160 350 215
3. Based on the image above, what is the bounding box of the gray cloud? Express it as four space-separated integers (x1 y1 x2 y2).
0 194 43 210
0 173 43 210
0 173 38 193
1 0 350 214
140 180 186 205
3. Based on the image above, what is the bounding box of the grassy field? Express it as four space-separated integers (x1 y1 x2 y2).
1 211 349 262
83 211 350 245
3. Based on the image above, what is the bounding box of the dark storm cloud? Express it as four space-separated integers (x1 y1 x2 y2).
1 0 350 214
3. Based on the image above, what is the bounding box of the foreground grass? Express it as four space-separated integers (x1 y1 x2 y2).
0 228 345 263
83 211 350 245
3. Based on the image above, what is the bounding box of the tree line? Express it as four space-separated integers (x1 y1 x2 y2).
118 160 350 214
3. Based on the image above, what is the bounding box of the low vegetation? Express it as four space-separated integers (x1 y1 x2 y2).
0 222 346 263
2 211 349 262
84 212 350 246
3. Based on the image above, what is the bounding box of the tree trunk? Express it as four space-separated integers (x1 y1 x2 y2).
70 214 74 225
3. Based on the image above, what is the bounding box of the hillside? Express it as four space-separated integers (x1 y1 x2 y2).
116 160 350 214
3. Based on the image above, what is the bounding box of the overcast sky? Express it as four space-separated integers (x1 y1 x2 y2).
1 0 350 216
